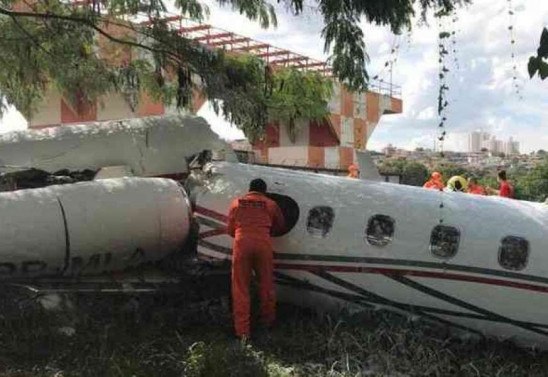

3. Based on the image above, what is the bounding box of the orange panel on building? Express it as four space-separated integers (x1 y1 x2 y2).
253 122 280 158
137 92 165 117
60 98 97 124
309 120 339 147
366 92 381 124
340 86 354 117
339 147 354 169
391 97 403 114
308 147 325 168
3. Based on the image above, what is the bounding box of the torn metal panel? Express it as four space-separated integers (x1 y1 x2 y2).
0 115 236 177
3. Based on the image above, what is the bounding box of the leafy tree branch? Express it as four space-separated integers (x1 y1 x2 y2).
0 0 468 137
528 27 548 80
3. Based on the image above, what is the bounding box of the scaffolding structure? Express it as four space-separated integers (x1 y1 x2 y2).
139 15 332 76
67 2 401 97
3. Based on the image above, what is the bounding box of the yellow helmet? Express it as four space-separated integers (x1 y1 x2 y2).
447 176 468 192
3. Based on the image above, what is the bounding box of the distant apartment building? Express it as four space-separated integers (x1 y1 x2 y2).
467 131 520 155
504 137 520 155
468 131 482 153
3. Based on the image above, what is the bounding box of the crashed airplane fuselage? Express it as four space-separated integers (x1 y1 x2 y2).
0 115 547 350
194 162 548 349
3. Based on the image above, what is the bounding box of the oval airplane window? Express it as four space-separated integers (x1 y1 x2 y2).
430 225 460 259
365 214 395 247
499 236 529 271
265 193 300 237
307 206 335 238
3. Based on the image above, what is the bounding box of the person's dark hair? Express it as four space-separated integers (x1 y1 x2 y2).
498 170 507 181
249 178 267 193
454 180 463 191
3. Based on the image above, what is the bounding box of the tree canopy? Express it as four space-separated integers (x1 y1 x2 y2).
0 0 467 137
528 27 548 80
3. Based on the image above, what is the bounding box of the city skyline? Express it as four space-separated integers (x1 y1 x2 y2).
380 130 525 155
467 131 520 155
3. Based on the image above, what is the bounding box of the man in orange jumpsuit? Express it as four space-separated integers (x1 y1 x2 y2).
423 172 444 190
227 178 285 340
347 164 359 178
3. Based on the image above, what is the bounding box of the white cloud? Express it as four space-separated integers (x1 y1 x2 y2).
197 101 245 141
0 105 28 134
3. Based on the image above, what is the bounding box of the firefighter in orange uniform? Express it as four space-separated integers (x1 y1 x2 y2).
467 177 486 195
423 172 444 190
227 178 285 340
347 164 359 178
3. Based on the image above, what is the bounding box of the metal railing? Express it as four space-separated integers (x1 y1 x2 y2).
65 3 402 98
368 79 402 98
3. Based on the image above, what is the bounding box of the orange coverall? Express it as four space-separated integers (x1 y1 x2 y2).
468 184 487 195
423 179 444 190
347 164 359 179
227 192 285 338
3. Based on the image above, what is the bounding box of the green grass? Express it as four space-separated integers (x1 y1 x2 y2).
0 291 547 377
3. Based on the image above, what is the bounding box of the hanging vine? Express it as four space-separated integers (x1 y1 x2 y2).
450 12 460 71
434 9 454 226
507 0 522 99
372 36 401 82
436 9 452 159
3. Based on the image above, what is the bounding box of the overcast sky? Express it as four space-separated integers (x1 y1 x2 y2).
1 0 547 152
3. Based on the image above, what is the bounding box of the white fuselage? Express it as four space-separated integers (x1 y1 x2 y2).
194 162 548 349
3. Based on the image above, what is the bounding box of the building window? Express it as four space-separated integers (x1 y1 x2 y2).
365 215 394 247
265 193 300 237
430 225 460 259
307 206 335 238
499 236 529 271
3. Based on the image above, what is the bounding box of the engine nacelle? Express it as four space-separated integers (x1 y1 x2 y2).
0 177 191 279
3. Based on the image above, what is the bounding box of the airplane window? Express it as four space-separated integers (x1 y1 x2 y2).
365 214 394 247
499 236 529 271
265 193 300 237
307 206 335 238
430 225 460 259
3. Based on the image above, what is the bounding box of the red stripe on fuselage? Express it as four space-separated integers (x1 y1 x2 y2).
275 263 548 294
194 210 548 295
195 205 228 223
199 228 227 239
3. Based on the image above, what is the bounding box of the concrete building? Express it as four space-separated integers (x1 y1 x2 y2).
468 131 482 153
466 131 520 155
252 83 402 169
504 137 520 155
16 7 402 170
